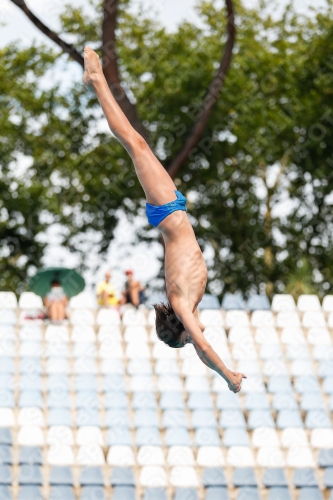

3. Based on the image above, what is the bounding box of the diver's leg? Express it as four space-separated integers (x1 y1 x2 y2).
83 47 177 205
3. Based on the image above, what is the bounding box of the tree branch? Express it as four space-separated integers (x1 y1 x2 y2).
167 0 236 179
102 0 150 143
10 0 84 67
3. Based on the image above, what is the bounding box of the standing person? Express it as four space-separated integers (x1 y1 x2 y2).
120 270 145 308
44 280 68 322
83 47 246 393
96 271 119 308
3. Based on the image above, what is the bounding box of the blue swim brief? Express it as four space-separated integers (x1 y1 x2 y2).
146 190 187 227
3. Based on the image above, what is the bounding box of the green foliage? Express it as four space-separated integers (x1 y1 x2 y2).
3 0 333 297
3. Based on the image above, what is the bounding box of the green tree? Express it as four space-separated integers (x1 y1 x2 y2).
4 0 333 299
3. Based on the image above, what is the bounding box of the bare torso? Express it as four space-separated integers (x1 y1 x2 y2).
158 210 208 310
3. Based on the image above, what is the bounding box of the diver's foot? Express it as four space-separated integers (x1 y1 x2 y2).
82 46 103 89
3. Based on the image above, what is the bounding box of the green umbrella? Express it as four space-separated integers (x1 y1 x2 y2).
29 267 85 299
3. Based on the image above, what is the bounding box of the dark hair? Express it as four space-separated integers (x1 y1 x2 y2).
153 302 185 348
51 280 60 286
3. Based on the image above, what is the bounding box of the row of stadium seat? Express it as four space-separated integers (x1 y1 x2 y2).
2 291 333 312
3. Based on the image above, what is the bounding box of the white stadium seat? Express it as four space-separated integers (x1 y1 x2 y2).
46 426 74 445
96 308 120 326
125 341 150 359
251 311 275 328
129 359 151 374
255 327 279 344
72 343 96 358
100 359 124 375
0 342 15 357
185 376 210 393
276 311 301 328
240 376 265 394
156 359 180 375
124 326 148 342
137 446 165 466
232 340 257 361
281 428 309 447
98 341 124 359
297 294 321 311
73 358 97 374
271 294 296 312
302 311 326 328
0 292 17 309
46 358 69 374
196 446 225 466
45 342 69 358
290 360 314 376
18 292 43 309
70 309 95 326
152 342 177 360
285 446 315 467
252 428 280 447
18 426 44 446
45 325 69 342
122 308 146 326
311 429 333 448
0 409 15 427
19 325 42 341
130 375 155 392
167 446 195 466
0 310 17 325
225 311 250 328
238 360 261 375
307 327 331 345
157 375 182 393
18 408 44 426
203 326 228 344
281 327 306 345
263 359 288 376
260 344 283 360
69 292 97 309
47 445 74 465
76 427 104 446
77 444 105 465
199 309 224 326
287 346 310 363
107 445 135 466
226 446 255 467
19 341 42 357
322 295 333 312
228 327 252 344
181 358 207 376
169 466 199 487
257 447 285 467
139 466 167 487
98 326 122 342
71 325 96 342
313 344 333 361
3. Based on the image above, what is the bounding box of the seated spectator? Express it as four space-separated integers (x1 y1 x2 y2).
44 280 68 322
120 270 145 308
96 270 119 307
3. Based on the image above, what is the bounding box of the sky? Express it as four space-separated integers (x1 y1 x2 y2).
0 0 329 294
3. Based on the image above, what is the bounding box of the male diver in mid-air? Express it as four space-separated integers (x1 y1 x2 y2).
83 47 246 393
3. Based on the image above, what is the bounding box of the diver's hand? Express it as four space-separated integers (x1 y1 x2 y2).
226 371 247 393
